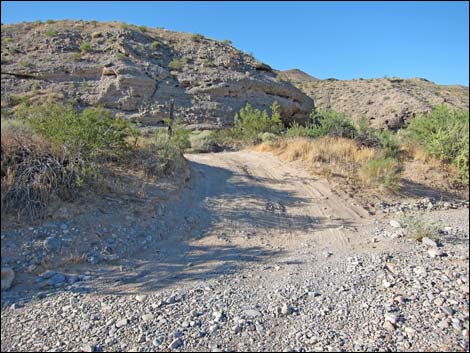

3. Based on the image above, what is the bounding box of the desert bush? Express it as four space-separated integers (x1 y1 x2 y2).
44 28 58 37
284 122 316 139
402 211 442 241
92 31 101 39
234 101 283 141
168 57 187 71
154 118 191 151
73 51 82 61
1 118 34 134
309 109 357 139
259 132 279 145
79 41 91 53
1 130 86 219
191 33 204 42
18 103 138 161
132 140 185 178
359 156 402 190
285 109 357 139
189 130 221 153
222 39 232 45
405 105 469 182
138 25 148 32
150 41 160 50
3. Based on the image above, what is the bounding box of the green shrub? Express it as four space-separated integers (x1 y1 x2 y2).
191 33 204 42
376 129 400 158
189 130 221 152
3 37 13 43
137 141 185 177
286 109 357 139
405 105 469 182
402 211 442 241
73 51 82 61
116 53 127 61
222 39 232 45
1 118 34 134
309 109 357 139
234 101 283 141
45 19 55 24
168 57 187 71
44 28 58 37
138 25 148 32
92 31 101 39
359 156 402 190
21 104 138 161
79 41 91 53
285 122 316 138
150 41 160 50
259 132 279 145
155 118 191 151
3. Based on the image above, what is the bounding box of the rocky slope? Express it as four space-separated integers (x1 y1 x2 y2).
278 69 469 129
1 20 313 129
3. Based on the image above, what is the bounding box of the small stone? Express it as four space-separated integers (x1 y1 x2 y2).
116 319 128 328
213 311 224 322
142 314 155 322
136 334 145 343
437 320 449 329
434 297 445 306
383 321 395 331
281 303 294 316
168 338 183 349
43 236 61 252
390 220 402 228
81 344 96 352
152 338 162 347
243 309 261 318
39 270 57 279
47 273 66 286
384 313 399 324
393 295 405 303
422 237 438 248
428 248 445 258
441 306 454 316
382 279 392 288
67 275 80 284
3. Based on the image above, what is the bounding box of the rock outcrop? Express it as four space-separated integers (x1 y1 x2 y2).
1 21 314 129
277 69 469 129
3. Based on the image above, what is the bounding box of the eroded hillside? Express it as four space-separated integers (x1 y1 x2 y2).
1 20 313 129
278 69 469 129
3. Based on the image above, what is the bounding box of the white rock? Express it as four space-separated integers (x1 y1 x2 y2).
422 237 438 248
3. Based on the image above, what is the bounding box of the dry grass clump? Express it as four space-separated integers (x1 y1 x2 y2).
1 129 84 220
257 137 401 190
264 137 376 166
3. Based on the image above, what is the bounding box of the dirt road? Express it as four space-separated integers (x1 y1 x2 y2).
2 151 468 352
94 150 373 294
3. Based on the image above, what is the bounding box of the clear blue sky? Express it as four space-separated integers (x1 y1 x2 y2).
2 1 469 86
